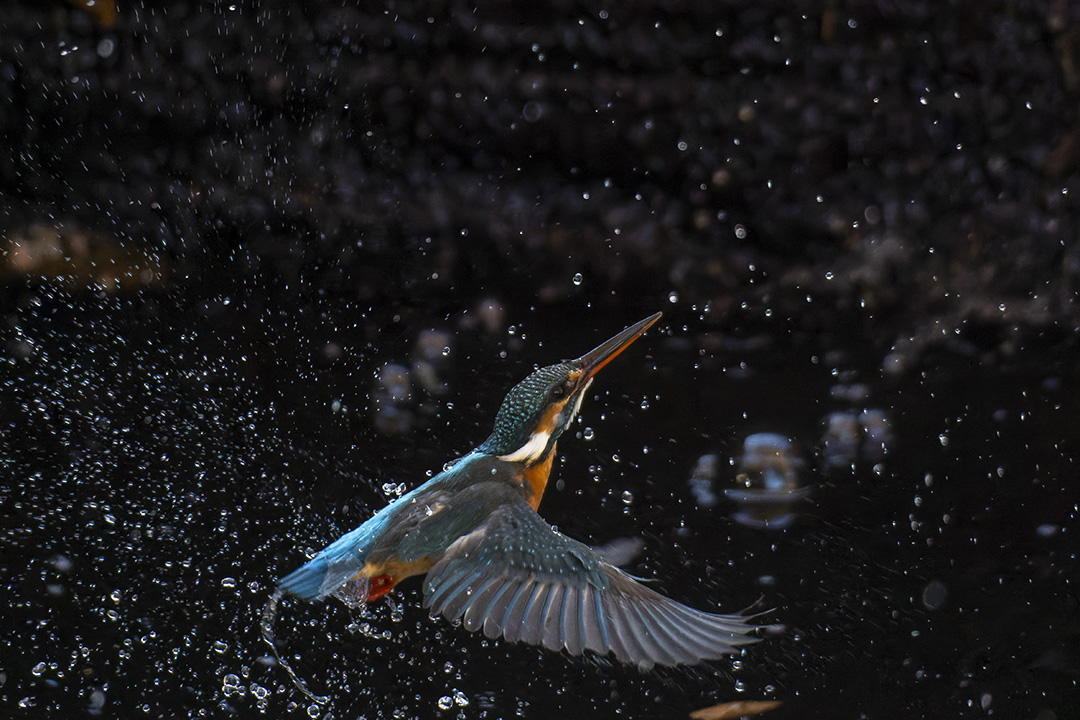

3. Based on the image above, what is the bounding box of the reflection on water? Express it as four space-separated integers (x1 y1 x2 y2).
370 328 454 436
821 408 893 472
688 453 721 509
725 433 809 530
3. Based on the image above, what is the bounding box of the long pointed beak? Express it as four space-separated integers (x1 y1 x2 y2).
573 311 663 381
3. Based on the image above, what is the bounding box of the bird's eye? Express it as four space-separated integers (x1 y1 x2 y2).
550 386 566 399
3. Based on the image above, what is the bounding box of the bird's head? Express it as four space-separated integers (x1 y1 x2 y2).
478 312 662 465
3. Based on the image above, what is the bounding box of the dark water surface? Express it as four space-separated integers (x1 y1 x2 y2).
3 289 1076 718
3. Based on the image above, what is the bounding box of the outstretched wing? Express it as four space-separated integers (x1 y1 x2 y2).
421 497 761 669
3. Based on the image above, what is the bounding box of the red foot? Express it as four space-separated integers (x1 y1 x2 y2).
366 574 396 602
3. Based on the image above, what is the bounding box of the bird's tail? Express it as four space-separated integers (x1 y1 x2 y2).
278 555 332 601
259 589 330 704
278 516 388 600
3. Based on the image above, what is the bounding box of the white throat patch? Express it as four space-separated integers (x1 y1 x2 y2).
497 429 552 464
496 377 593 465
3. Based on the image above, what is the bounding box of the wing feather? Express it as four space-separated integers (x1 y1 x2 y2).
540 584 566 651
466 578 513 633
625 599 688 667
463 577 504 631
495 578 536 643
646 603 719 661
421 491 764 668
424 564 474 613
560 586 584 656
521 583 552 646
605 595 653 668
442 571 490 621
581 584 610 653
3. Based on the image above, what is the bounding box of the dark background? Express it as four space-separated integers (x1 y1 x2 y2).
2 1 1078 718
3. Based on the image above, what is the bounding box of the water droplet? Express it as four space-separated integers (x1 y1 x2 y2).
621 491 633 505
582 427 595 441
454 690 470 706
572 273 583 286
221 577 236 588
437 695 454 710
522 101 543 122
388 597 404 622
921 580 948 610
222 673 245 697
668 291 678 304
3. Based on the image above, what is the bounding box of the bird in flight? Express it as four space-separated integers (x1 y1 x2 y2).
272 312 764 678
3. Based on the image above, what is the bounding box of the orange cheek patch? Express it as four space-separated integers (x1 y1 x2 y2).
536 401 565 435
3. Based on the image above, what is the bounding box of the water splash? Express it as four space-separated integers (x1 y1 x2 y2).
259 590 331 704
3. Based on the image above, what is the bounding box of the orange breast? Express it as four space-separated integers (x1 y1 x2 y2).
522 445 556 509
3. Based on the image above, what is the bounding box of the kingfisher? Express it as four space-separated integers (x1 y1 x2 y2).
276 312 763 670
